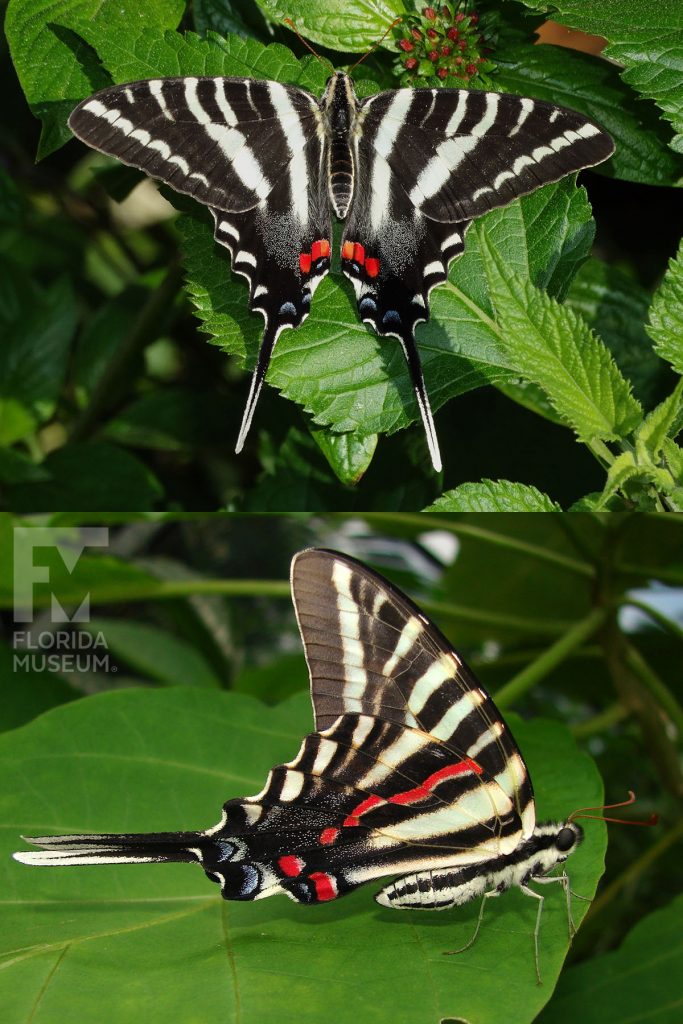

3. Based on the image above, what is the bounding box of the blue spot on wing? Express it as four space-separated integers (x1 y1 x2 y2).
279 301 298 317
359 296 377 314
382 310 401 327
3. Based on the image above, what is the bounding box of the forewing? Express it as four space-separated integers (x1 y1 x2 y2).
359 86 615 222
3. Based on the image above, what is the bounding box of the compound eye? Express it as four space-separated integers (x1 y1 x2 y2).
556 826 576 852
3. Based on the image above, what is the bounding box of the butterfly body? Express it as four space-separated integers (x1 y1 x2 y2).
67 67 614 469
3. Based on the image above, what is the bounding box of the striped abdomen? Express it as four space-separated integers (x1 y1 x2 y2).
328 134 354 218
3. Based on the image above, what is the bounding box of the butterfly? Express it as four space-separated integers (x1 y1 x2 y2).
66 68 614 470
15 547 601 979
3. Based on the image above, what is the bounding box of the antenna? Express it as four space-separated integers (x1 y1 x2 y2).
284 18 323 63
349 17 402 72
568 791 658 827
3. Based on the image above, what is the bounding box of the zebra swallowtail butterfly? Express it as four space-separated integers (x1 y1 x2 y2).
67 67 614 471
16 548 592 976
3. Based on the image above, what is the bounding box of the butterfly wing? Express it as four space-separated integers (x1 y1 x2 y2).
69 76 332 449
342 86 614 470
204 548 535 904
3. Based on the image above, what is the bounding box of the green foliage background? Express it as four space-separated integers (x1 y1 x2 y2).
1 0 683 511
0 511 681 1022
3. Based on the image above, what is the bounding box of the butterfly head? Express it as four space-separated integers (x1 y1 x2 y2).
526 820 584 878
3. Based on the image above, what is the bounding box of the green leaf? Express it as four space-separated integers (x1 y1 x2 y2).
481 234 643 442
5 0 185 158
0 274 78 444
635 379 683 461
232 651 308 703
514 0 683 152
5 442 164 513
594 451 640 510
495 42 683 186
2 688 606 1024
311 427 378 486
424 480 562 512
647 239 683 375
83 618 223 687
538 893 683 1024
256 0 402 52
567 259 664 408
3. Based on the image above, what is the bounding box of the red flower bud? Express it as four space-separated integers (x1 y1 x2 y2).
422 6 437 19
428 49 439 61
458 38 467 50
466 63 477 75
470 13 479 24
447 26 459 39
426 28 438 39
405 57 418 70
411 27 423 40
441 44 451 55
398 38 414 52
455 12 465 22
437 66 448 79
455 56 462 64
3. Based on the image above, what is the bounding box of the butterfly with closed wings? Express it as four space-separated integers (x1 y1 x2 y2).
15 548 618 980
66 53 615 471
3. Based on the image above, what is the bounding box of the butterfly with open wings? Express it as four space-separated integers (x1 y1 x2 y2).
66 61 614 470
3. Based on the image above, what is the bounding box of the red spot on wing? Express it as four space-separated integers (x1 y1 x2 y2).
365 258 380 278
312 239 330 260
279 855 304 877
342 241 355 260
299 253 311 274
309 871 337 902
316 760 482 846
352 243 366 265
387 760 483 806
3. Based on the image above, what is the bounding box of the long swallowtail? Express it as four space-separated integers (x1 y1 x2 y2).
15 548 586 976
66 68 614 471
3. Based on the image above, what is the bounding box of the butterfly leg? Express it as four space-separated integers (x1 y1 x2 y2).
443 888 501 957
519 883 545 985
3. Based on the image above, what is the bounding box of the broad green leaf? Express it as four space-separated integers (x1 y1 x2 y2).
104 389 239 452
647 239 683 375
5 442 163 514
538 893 683 1024
481 236 643 442
311 427 378 486
4 0 184 158
194 0 271 40
256 0 402 52
1 687 606 1024
0 449 50 486
496 42 683 186
515 0 683 152
83 618 223 687
424 480 562 512
567 259 663 408
0 275 78 444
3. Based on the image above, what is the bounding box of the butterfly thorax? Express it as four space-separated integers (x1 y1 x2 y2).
321 72 358 218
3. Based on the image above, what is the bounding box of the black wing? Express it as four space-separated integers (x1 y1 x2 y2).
69 76 332 450
342 86 614 470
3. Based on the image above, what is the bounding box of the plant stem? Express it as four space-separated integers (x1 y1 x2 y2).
356 513 595 578
493 606 609 708
571 702 629 739
620 596 683 645
622 640 683 740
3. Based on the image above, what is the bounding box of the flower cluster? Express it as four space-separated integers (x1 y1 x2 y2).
393 4 496 86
